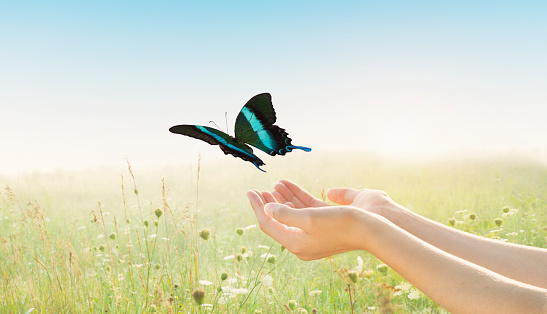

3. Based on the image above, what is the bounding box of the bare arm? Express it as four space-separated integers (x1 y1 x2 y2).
247 180 547 313
275 179 547 289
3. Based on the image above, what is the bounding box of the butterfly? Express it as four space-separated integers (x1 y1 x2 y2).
169 93 311 172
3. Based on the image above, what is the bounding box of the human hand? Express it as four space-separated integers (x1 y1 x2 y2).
270 179 394 216
246 188 370 260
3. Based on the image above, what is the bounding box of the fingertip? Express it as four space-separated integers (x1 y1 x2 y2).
327 187 359 205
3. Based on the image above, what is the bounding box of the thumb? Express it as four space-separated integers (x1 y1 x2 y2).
264 203 308 229
327 187 361 205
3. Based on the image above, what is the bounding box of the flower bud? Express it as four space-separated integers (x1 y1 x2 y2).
288 300 297 311
347 270 358 283
199 228 210 241
191 288 206 305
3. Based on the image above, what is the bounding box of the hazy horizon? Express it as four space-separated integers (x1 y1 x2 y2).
2 1 546 175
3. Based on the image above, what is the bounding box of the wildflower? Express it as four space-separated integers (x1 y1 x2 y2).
226 278 238 285
199 280 212 286
154 221 158 227
280 245 286 252
233 288 249 295
376 264 389 275
191 288 206 305
448 218 456 226
199 228 211 241
236 254 243 262
243 224 256 230
363 270 374 278
502 206 510 213
236 228 244 236
356 256 364 272
262 275 273 287
502 208 519 217
467 213 477 221
149 234 157 239
149 304 157 312
494 218 503 227
143 220 149 228
394 281 412 296
309 290 322 297
288 300 297 311
154 208 162 218
240 246 247 254
154 263 161 270
134 188 138 196
220 272 228 281
408 289 421 300
347 270 358 283
99 244 105 252
257 245 270 249
254 310 263 314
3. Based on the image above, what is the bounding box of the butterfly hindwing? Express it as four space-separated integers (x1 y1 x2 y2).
235 93 311 156
169 125 265 171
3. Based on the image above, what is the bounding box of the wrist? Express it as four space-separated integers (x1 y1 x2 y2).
381 201 408 226
351 207 391 251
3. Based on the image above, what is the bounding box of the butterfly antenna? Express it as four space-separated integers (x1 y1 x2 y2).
208 120 222 131
225 111 229 135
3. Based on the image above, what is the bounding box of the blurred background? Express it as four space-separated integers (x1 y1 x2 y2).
2 1 546 175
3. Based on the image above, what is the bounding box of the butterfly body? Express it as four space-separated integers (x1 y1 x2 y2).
169 93 311 172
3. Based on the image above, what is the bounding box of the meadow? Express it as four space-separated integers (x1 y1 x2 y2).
1 153 546 313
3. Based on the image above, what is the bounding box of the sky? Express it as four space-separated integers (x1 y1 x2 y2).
1 1 546 175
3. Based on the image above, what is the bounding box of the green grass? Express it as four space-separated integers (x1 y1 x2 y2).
1 153 546 313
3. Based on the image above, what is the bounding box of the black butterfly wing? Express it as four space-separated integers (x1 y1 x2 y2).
234 93 311 156
169 125 266 171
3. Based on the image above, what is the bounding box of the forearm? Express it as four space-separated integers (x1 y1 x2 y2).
357 212 547 314
381 201 547 289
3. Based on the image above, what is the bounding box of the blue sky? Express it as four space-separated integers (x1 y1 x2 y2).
1 1 546 174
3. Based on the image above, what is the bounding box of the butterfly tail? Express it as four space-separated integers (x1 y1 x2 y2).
252 161 267 172
286 145 312 152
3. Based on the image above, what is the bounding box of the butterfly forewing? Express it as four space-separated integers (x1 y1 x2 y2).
169 124 265 168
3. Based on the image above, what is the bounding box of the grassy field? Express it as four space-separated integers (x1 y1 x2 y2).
1 153 546 313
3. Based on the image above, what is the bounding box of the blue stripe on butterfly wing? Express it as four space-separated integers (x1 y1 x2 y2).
240 107 278 150
287 145 312 152
195 126 262 163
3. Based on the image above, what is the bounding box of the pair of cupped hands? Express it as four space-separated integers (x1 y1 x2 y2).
246 179 394 261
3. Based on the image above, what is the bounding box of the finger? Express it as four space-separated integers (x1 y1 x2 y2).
278 180 328 207
271 191 288 204
327 187 362 205
246 190 303 244
274 181 306 208
261 191 278 204
285 201 295 208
